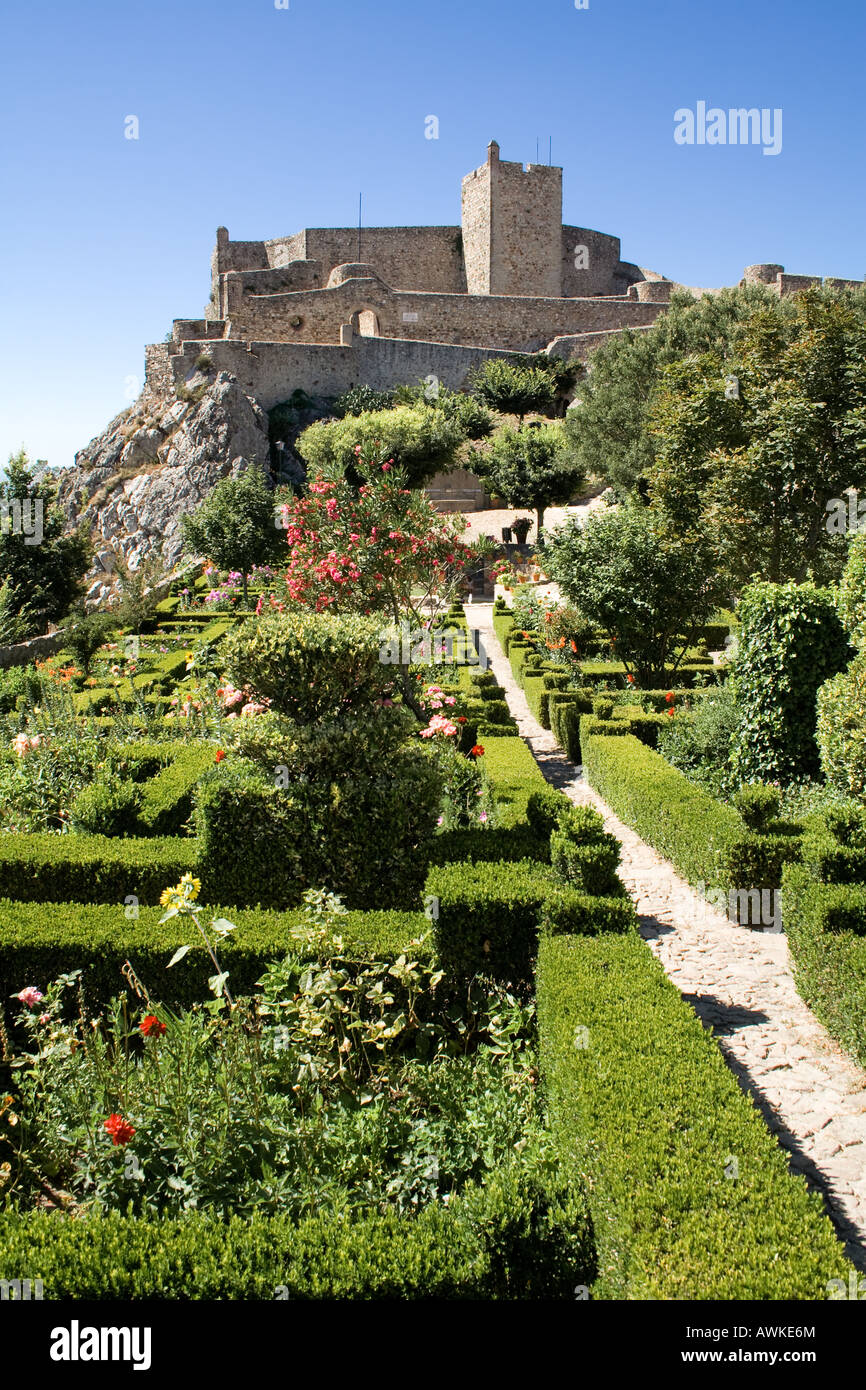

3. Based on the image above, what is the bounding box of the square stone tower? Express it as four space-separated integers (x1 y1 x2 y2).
461 141 563 299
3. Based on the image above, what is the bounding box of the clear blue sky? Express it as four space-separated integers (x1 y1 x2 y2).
1 0 864 472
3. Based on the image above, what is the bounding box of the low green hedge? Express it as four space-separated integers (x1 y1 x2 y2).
581 730 800 889
426 826 546 866
138 744 215 835
799 833 866 885
0 1179 594 1300
0 900 430 1012
482 736 550 827
0 835 198 905
427 859 636 981
783 864 866 1067
538 932 849 1299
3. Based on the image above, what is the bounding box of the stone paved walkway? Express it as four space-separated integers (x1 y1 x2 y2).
467 601 866 1267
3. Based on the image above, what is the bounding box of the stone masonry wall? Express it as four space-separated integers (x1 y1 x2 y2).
168 336 531 411
461 166 492 296
489 154 562 297
225 278 666 352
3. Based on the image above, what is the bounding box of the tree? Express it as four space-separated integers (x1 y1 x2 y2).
62 611 115 675
731 581 852 784
471 422 584 539
278 453 478 715
545 504 722 685
181 465 282 605
296 404 463 488
468 358 557 422
0 450 90 637
564 285 778 497
648 289 866 589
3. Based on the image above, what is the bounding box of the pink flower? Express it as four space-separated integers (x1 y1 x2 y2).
241 702 268 717
479 811 488 823
17 987 43 1007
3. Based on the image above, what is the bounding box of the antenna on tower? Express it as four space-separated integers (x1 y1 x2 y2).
357 193 362 262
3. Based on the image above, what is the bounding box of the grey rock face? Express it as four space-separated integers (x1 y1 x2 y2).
58 372 272 588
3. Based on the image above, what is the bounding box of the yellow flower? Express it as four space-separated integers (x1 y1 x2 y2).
159 873 202 911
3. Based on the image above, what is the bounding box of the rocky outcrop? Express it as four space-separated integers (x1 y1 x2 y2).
58 370 271 603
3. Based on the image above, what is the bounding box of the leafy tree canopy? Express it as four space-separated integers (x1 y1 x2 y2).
0 450 90 638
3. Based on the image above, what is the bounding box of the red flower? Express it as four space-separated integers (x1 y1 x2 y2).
140 1015 167 1038
104 1114 135 1147
665 691 675 704
570 639 578 653
470 744 485 757
626 674 635 685
215 749 226 763
456 716 467 724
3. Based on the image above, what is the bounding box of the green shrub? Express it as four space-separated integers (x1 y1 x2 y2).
221 610 394 722
799 832 866 885
138 744 215 835
732 581 852 784
733 784 782 832
816 652 866 800
837 529 866 645
0 1163 594 1300
297 405 463 489
0 835 198 904
525 786 570 841
656 684 740 796
538 933 849 1299
784 863 866 1068
481 737 550 827
584 729 803 890
0 900 430 1013
550 806 623 896
427 859 635 982
69 780 144 837
196 718 440 910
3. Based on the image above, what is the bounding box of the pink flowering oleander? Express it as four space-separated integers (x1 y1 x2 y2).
17 987 43 1007
419 714 458 739
241 702 268 717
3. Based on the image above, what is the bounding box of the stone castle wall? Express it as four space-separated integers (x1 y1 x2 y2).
223 278 666 353
163 335 532 411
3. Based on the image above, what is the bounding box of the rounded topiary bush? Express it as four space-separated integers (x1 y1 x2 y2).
221 610 395 723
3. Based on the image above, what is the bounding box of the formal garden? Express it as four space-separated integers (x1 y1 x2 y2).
2 283 866 1300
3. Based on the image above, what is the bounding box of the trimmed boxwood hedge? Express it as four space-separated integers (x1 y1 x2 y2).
783 863 866 1067
581 730 801 890
0 834 198 904
426 859 636 981
0 1174 595 1300
538 932 849 1299
0 900 430 1011
481 736 550 828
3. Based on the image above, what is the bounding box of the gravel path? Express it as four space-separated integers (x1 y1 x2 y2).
467 601 866 1267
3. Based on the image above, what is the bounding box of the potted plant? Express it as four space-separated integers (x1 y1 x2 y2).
512 517 532 545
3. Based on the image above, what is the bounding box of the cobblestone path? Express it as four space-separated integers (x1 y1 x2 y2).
468 601 866 1267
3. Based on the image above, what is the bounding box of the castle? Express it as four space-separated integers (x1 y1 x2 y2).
144 138 864 446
